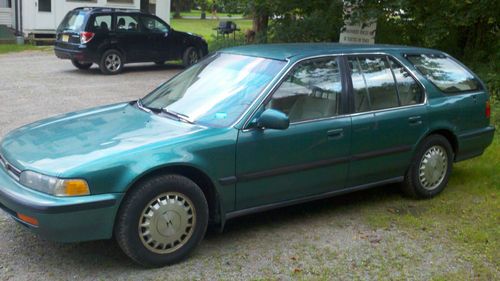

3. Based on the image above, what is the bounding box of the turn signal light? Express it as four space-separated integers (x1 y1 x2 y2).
17 213 39 226
61 180 90 196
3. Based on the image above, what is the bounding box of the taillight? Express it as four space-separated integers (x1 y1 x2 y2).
486 100 491 118
80 31 95 44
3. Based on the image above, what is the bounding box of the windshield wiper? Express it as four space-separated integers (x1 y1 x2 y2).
161 108 195 124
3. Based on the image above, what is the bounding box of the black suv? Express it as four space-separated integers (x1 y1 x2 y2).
54 7 208 74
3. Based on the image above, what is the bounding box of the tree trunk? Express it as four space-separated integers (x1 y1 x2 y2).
252 9 269 42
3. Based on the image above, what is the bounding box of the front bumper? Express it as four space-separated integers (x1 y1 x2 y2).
0 165 123 243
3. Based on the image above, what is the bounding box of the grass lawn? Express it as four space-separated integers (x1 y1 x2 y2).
0 44 52 55
179 9 243 19
171 18 252 43
355 102 500 280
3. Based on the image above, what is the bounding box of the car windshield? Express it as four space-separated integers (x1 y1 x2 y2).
141 53 286 127
57 10 87 32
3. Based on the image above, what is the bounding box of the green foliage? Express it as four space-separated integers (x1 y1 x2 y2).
269 1 344 43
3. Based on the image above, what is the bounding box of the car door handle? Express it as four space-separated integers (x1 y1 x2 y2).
408 116 422 126
327 128 344 139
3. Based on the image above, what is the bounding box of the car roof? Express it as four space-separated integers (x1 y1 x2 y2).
220 43 442 61
73 6 143 14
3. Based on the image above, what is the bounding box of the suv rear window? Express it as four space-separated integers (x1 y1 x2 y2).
406 54 481 93
57 10 88 32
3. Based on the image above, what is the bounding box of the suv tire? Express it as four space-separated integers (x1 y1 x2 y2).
71 59 92 70
182 47 200 67
99 49 124 75
115 174 209 267
401 135 454 198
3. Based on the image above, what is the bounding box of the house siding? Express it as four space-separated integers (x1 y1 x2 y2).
0 7 11 27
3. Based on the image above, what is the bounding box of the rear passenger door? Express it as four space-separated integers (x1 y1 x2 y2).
115 14 150 62
347 55 427 187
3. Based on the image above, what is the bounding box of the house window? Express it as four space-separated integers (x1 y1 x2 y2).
0 0 12 8
38 0 51 12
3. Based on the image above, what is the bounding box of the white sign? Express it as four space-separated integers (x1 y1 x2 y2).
339 21 377 44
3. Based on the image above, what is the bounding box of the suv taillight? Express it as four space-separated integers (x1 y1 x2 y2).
80 31 95 44
486 100 491 119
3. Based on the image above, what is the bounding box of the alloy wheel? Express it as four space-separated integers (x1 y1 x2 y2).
104 53 122 72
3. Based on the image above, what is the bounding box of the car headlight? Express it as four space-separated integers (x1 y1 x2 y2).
19 171 90 197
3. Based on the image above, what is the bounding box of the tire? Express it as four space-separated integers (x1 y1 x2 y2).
71 59 92 70
401 135 454 198
182 47 200 67
99 49 124 75
115 174 209 267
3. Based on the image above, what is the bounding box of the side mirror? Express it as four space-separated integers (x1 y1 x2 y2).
257 109 290 130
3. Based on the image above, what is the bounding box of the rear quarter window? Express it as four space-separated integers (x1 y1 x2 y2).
406 54 481 93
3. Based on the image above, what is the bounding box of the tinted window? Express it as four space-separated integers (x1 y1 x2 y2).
116 15 139 32
141 16 169 33
57 11 87 32
406 54 481 93
389 58 424 105
348 57 399 112
267 57 342 123
92 15 112 33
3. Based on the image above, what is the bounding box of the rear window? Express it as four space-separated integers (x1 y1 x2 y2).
57 11 88 32
406 54 481 93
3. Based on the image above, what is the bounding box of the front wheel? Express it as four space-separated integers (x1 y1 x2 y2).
401 135 453 198
71 59 92 70
182 47 200 67
99 49 124 75
115 174 208 267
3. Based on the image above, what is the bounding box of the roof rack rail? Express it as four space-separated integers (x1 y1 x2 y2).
74 6 144 13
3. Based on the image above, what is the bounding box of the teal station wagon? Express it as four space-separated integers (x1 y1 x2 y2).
0 44 494 267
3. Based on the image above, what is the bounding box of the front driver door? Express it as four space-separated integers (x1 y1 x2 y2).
235 57 352 210
140 15 174 61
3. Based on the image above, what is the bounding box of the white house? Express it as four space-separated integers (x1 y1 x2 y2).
0 0 171 37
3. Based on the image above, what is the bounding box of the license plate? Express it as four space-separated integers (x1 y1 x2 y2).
62 35 69 42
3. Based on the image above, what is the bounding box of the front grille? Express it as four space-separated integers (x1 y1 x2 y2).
0 154 21 181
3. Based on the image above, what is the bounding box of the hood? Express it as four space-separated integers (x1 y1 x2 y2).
0 103 206 175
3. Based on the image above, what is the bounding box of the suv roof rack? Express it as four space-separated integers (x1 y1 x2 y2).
74 7 146 13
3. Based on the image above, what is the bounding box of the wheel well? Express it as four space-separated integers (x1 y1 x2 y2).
101 47 126 62
127 165 219 224
427 129 458 156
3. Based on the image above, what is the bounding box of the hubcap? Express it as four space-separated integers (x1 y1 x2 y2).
188 51 198 65
418 145 448 190
138 192 196 254
105 54 121 72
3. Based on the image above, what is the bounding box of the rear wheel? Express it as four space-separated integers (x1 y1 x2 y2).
115 174 208 267
99 49 124 75
182 47 200 67
401 135 453 198
71 59 92 70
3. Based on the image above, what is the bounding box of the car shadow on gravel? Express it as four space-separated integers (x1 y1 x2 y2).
65 63 185 76
206 183 403 238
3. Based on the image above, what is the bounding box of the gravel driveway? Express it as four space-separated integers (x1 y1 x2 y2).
0 51 487 281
